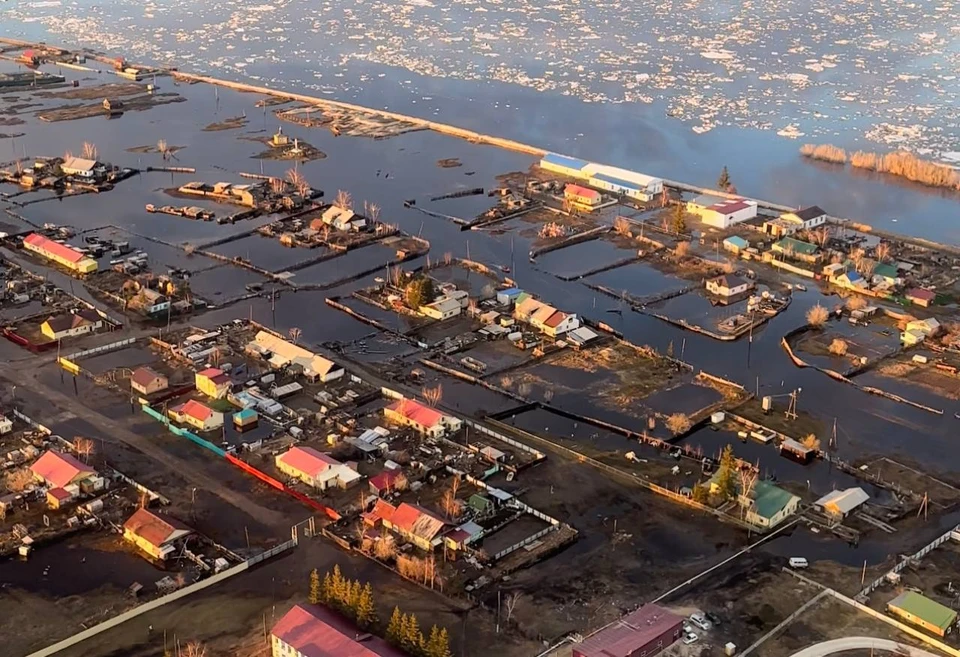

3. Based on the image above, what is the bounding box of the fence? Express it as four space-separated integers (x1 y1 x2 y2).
738 590 829 656
463 419 545 460
860 522 960 597
65 336 137 361
11 408 52 435
492 526 556 561
26 539 297 657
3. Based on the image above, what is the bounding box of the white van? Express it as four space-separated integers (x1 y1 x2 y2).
788 557 809 569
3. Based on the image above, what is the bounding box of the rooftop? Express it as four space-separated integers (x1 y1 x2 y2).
23 233 89 264
750 480 799 520
386 398 444 429
30 449 96 489
123 507 192 548
815 487 869 514
564 183 601 200
576 604 684 657
541 152 590 171
272 604 406 657
774 236 820 256
277 446 341 478
131 367 166 388
786 205 827 221
888 591 957 631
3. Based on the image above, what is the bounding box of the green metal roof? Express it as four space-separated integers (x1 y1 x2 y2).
774 237 819 256
750 480 798 519
889 591 957 630
873 262 898 279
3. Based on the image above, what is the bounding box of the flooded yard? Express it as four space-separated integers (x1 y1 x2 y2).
534 238 634 279
210 234 323 273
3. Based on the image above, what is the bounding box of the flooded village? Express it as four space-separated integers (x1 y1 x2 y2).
2 36 960 657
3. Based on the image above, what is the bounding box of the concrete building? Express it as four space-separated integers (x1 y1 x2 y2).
249 331 344 383
887 591 957 637
564 183 602 211
383 398 462 439
763 206 827 238
815 487 869 519
130 367 168 396
41 309 103 340
574 604 684 657
687 196 758 228
275 446 361 491
22 233 98 274
169 399 223 432
539 153 590 178
195 367 231 399
271 603 406 657
706 274 753 298
123 507 192 560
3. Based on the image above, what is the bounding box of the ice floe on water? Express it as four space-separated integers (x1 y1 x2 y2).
3 0 959 158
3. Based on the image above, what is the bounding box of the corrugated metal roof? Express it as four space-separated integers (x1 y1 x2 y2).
541 152 590 171
272 604 407 657
576 604 684 657
590 172 642 191
889 591 957 630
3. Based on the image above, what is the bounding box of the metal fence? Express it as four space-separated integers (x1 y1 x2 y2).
65 337 137 361
464 419 545 459
860 523 960 597
492 526 556 561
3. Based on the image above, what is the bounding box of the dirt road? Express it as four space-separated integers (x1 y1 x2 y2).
1 367 283 529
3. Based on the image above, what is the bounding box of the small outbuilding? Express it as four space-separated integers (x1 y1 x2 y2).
887 591 957 637
130 367 168 396
815 487 869 519
906 288 936 308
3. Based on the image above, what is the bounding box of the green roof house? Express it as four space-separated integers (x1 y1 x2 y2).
872 262 901 287
741 480 800 529
772 236 820 260
888 591 957 637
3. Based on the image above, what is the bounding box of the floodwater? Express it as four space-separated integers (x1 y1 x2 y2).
534 239 634 279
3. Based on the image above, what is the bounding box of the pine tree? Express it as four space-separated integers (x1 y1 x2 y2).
347 580 363 617
672 202 686 234
356 583 376 629
309 568 321 605
400 613 424 653
431 627 452 657
386 607 404 645
715 444 738 500
718 166 731 191
321 570 333 603
330 565 346 608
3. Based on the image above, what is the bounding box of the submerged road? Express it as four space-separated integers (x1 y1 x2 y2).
790 637 941 657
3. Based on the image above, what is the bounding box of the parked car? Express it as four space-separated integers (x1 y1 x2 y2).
689 612 712 631
682 632 699 645
789 557 809 569
705 611 723 627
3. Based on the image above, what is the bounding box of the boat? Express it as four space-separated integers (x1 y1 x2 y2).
497 265 511 273
795 284 807 291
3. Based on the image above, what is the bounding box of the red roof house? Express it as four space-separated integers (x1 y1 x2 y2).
123 507 193 559
275 446 360 491
30 449 96 489
383 399 461 438
368 468 404 495
906 288 936 307
564 183 601 202
170 399 224 431
23 233 86 264
272 604 406 657
362 500 447 550
574 604 684 657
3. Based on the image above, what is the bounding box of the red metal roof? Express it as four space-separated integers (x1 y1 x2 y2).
181 399 214 422
907 288 935 301
387 399 444 429
23 233 87 264
389 503 446 541
576 605 684 657
47 487 72 501
369 468 403 492
272 604 406 657
123 507 192 548
131 367 166 389
564 183 600 200
277 446 339 478
30 449 95 489
198 367 223 378
710 199 751 214
363 498 397 525
543 310 568 328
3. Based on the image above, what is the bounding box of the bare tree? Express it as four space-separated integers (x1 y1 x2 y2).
373 534 398 561
810 226 830 248
270 177 285 196
673 241 690 258
829 338 849 356
806 304 829 327
335 189 353 211
81 141 98 160
441 476 461 520
421 384 443 407
613 216 632 237
368 203 381 224
3 468 34 492
289 327 302 345
504 592 523 623
183 641 207 657
156 139 168 160
845 296 867 311
72 436 95 463
875 241 891 262
443 251 453 266
801 434 821 450
665 413 692 435
850 247 868 274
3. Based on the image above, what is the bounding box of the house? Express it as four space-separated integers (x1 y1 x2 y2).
318 205 367 232
271 603 406 657
582 163 663 201
60 156 103 179
541 310 581 337
723 235 749 254
687 196 758 228
443 520 484 552
815 487 869 519
0 415 12 435
169 399 223 432
740 480 800 528
822 262 847 278
772 237 821 263
907 318 941 338
41 309 104 340
195 367 231 399
31 449 98 507
887 591 957 637
130 288 170 316
567 326 599 349
364 500 448 551
420 297 461 320
233 407 259 430
368 468 406 496
383 399 463 439
706 274 753 298
835 270 868 290
123 507 193 560
22 233 98 274
871 262 901 287
249 331 344 383
130 367 168 396
496 287 523 307
275 446 361 491
539 153 590 178
906 288 936 308
573 604 685 657
902 328 927 347
764 206 827 237
564 183 602 211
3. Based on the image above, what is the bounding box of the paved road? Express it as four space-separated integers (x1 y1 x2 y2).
790 637 943 657
1 366 283 528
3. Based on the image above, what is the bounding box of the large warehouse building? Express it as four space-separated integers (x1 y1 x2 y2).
539 153 664 202
22 233 98 274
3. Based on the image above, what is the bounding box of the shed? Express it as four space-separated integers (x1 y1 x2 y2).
887 591 957 637
468 494 495 514
723 235 749 253
815 487 869 518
